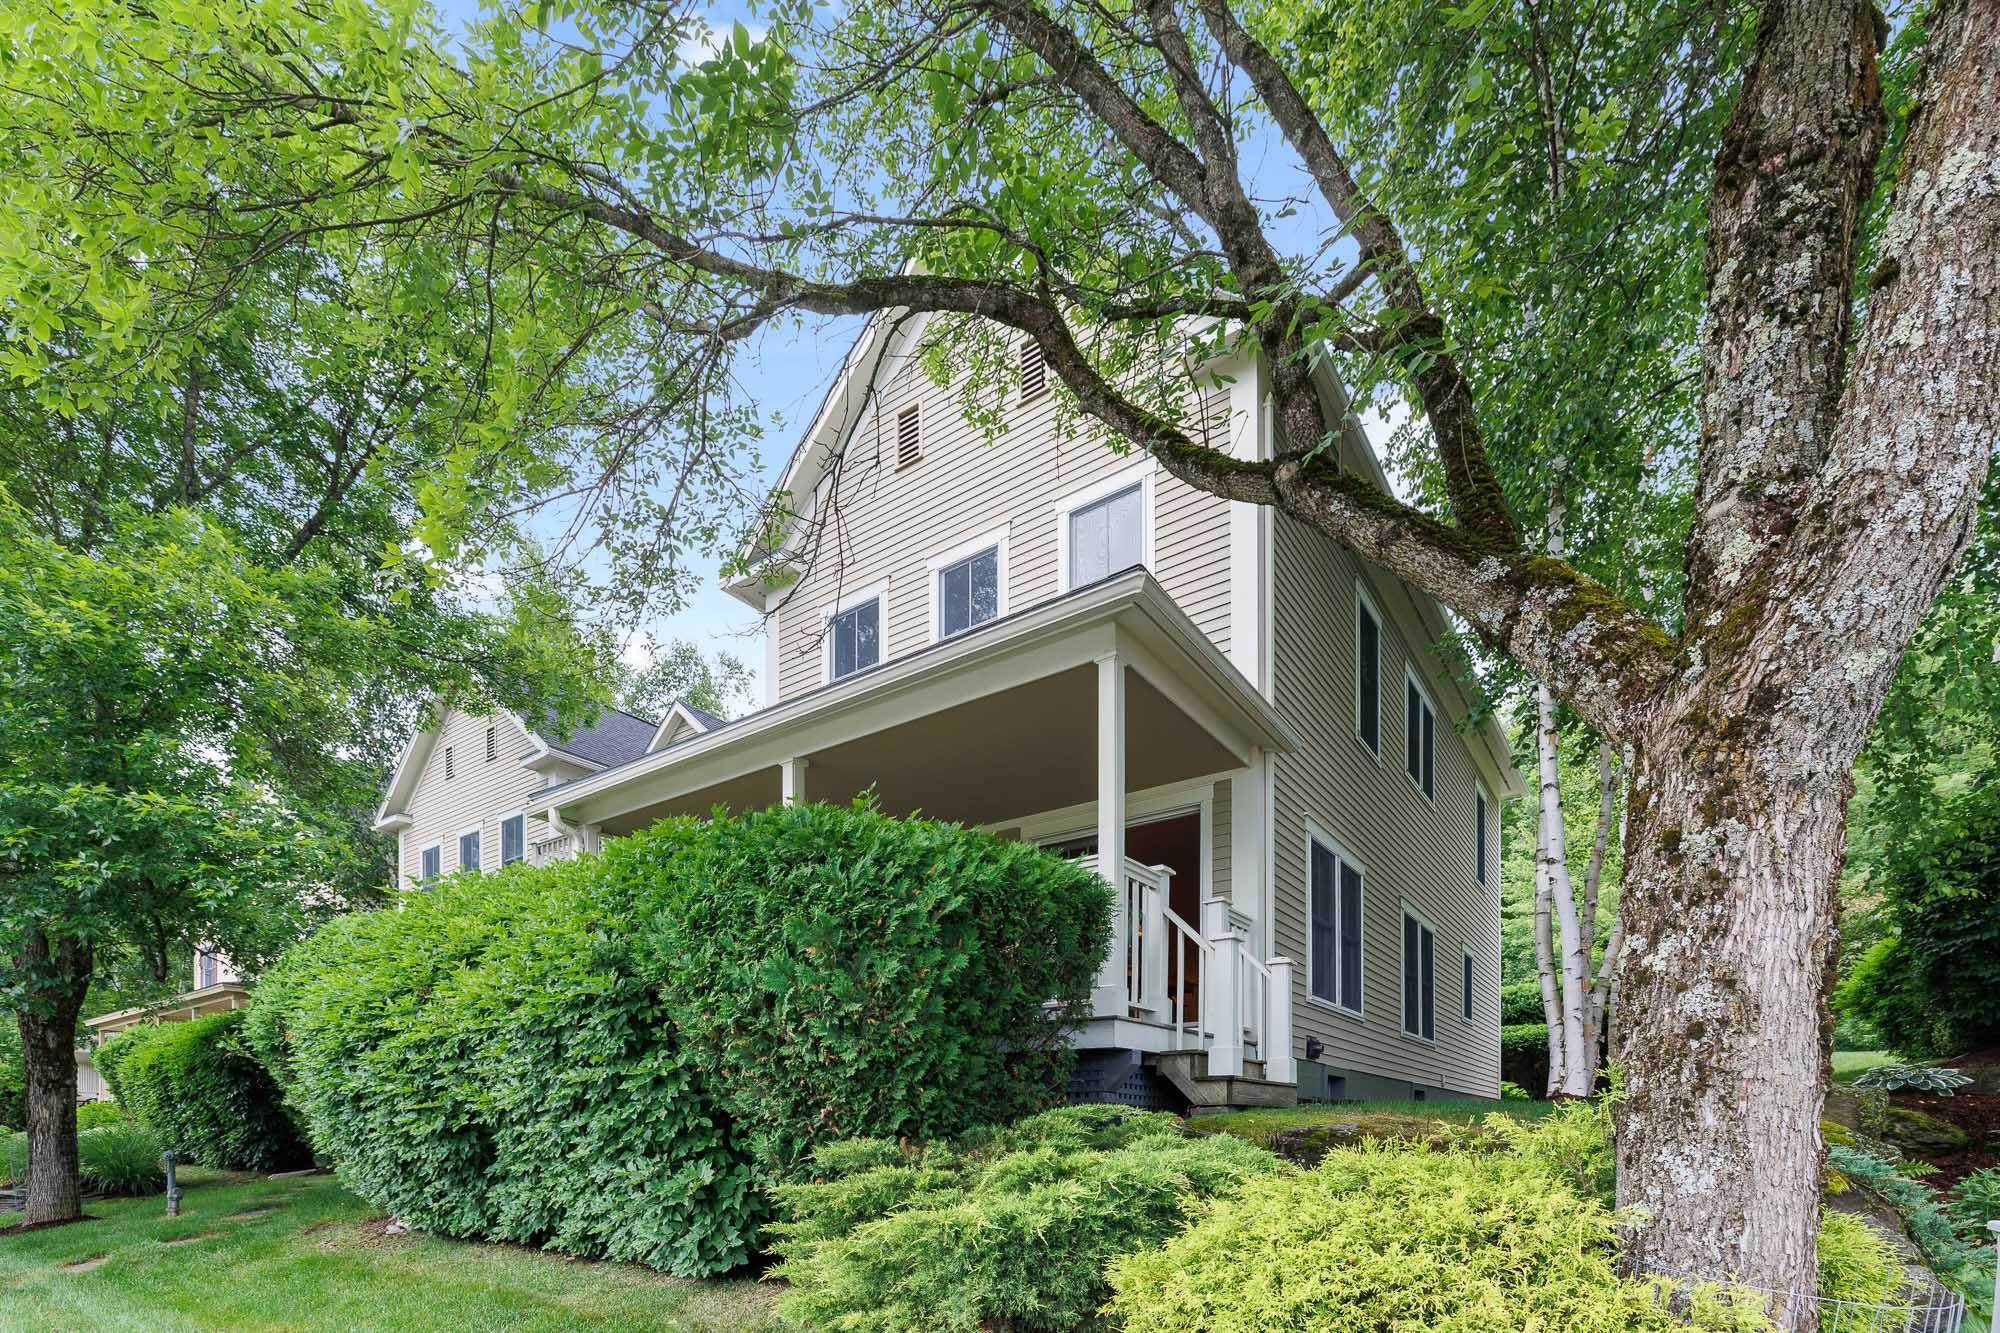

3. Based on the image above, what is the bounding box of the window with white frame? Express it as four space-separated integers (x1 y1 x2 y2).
197 948 219 990
1475 783 1491 885
1402 905 1436 1040
1404 668 1436 799
824 586 884 681
933 540 1002 639
1355 585 1382 755
1462 947 1476 1023
1067 483 1144 587
1308 830 1365 1013
458 827 482 874
419 842 441 884
500 812 526 866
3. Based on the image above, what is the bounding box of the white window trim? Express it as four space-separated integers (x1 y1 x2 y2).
498 809 527 866
1403 664 1438 802
1475 780 1493 886
820 578 891 684
1054 458 1157 593
416 839 443 886
457 823 485 873
1461 945 1478 1025
1354 579 1385 762
925 524 1011 642
1400 898 1439 1045
1303 819 1365 1020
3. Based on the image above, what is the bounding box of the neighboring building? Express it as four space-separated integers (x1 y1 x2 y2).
77 949 250 1102
377 313 1525 1110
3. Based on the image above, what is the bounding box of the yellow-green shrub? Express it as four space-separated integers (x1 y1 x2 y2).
1105 1138 1770 1333
1816 1210 1908 1311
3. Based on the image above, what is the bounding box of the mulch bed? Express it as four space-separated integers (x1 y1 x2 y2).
1892 1089 2000 1190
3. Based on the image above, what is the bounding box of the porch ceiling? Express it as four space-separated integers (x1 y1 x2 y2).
547 570 1297 838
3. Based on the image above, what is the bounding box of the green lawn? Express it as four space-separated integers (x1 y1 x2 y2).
1833 1050 1893 1083
0 1169 779 1332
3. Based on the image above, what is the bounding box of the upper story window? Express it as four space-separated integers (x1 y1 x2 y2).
1402 904 1436 1041
1475 783 1491 885
1462 947 1476 1023
444 745 456 780
1308 829 1364 1014
1355 584 1382 756
1019 338 1049 401
500 813 526 867
1067 486 1143 589
485 725 498 763
197 948 219 989
928 527 1009 641
1404 667 1436 799
895 403 922 469
420 842 441 884
824 582 887 682
458 827 482 874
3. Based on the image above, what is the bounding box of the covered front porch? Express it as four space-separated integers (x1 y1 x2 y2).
536 571 1300 1090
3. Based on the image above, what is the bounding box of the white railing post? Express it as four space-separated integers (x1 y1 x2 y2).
1142 869 1170 1018
1203 897 1243 1078
1264 957 1295 1083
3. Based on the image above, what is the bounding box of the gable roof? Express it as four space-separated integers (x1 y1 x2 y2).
647 699 726 753
534 705 658 769
372 701 660 832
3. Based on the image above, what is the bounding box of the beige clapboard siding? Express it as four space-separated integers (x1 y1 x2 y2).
1210 776 1233 911
772 344 1233 700
398 709 570 886
1269 513 1502 1097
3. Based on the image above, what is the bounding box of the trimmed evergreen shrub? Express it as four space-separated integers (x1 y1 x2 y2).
1500 1021 1550 1094
1105 1134 1769 1332
770 1105 1282 1332
244 803 1108 1276
1500 979 1544 1026
625 800 1111 1174
94 1011 310 1172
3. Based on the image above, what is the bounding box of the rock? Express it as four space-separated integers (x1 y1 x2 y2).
1878 1104 1971 1155
1825 1087 1865 1132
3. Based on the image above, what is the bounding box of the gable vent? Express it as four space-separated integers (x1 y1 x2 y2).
485 725 497 763
444 745 456 780
1019 338 1048 400
895 403 922 468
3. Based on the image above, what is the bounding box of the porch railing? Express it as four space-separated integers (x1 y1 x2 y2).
1080 855 1294 1083
528 834 575 866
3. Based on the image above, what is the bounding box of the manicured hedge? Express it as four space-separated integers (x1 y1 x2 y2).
95 1011 311 1172
244 802 1111 1275
1500 980 1544 1026
1500 1022 1550 1096
624 800 1111 1174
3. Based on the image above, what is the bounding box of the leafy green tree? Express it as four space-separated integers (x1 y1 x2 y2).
5 0 1996 1302
615 639 758 721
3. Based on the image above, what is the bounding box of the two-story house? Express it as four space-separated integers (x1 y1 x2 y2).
373 312 1523 1110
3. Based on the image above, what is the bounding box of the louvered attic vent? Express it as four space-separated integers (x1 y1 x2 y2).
1019 338 1049 400
485 725 498 762
896 404 922 468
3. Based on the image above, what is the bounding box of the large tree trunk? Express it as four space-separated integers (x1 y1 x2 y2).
15 931 91 1227
1614 713 1847 1315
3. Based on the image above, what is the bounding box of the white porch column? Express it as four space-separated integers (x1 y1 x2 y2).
1229 751 1268 931
1092 651 1128 1017
1202 896 1244 1077
781 756 809 805
576 822 603 855
1264 957 1296 1083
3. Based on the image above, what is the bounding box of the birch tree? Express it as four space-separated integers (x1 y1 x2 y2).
4 0 1996 1315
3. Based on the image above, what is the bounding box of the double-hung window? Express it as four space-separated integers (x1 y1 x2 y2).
500 813 526 867
1404 669 1436 799
1066 483 1144 587
1402 906 1436 1041
1355 587 1382 755
458 827 482 874
936 546 1000 638
827 594 882 681
1308 831 1364 1013
419 842 441 884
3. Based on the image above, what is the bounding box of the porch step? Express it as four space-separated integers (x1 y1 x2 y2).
1149 1050 1298 1111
